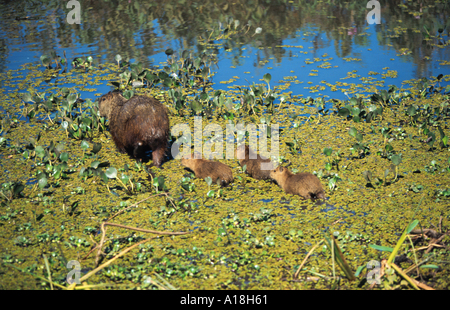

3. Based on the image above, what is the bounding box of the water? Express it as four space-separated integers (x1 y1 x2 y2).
0 0 449 103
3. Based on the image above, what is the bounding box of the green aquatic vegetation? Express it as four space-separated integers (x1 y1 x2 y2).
40 51 66 70
283 229 303 242
1 54 450 290
437 126 449 149
102 166 145 195
237 74 278 116
14 236 32 247
180 175 195 192
152 175 167 193
250 208 274 223
348 127 370 158
112 48 217 94
363 170 384 187
66 236 90 248
424 160 440 174
337 96 383 123
0 209 18 222
79 159 107 181
28 141 72 190
72 56 94 70
0 181 25 202
204 176 214 198
324 233 356 281
407 183 424 193
434 188 450 200
390 154 402 182
323 147 341 171
326 173 342 192
307 96 327 123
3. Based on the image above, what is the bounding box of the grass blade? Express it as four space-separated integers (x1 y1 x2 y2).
387 220 419 264
325 234 356 281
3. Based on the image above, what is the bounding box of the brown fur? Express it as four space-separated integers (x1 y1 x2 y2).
98 91 169 167
236 145 274 180
181 156 233 187
270 166 326 200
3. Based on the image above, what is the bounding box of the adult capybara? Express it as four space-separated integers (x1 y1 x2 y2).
98 91 169 167
181 155 233 187
236 145 274 180
270 166 326 200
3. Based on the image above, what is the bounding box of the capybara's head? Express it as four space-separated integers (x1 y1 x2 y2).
181 152 201 167
270 166 287 179
180 157 191 167
98 91 123 119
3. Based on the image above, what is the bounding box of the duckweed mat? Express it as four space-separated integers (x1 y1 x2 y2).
0 57 449 290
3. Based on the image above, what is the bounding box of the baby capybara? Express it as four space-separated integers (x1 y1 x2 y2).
98 91 169 167
270 166 326 200
181 155 233 187
236 145 274 180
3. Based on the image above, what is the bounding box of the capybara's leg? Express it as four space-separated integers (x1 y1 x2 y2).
152 147 166 167
133 144 144 160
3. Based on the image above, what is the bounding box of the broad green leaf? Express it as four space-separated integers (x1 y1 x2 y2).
165 48 174 56
38 177 48 189
190 100 202 113
385 144 393 153
35 146 45 159
391 154 402 166
40 55 50 66
427 132 436 147
369 244 394 252
99 171 108 183
204 176 212 186
263 73 271 84
338 107 350 117
59 152 69 162
405 219 419 234
354 265 366 277
67 93 77 105
407 105 416 116
13 184 25 196
82 117 92 126
120 174 129 184
22 93 32 103
388 219 420 264
355 132 363 142
105 167 117 179
80 140 89 150
323 147 332 157
420 265 439 269
92 142 102 154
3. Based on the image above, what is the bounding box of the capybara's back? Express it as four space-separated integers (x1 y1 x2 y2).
270 166 326 200
236 145 273 180
181 156 233 187
99 92 169 167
